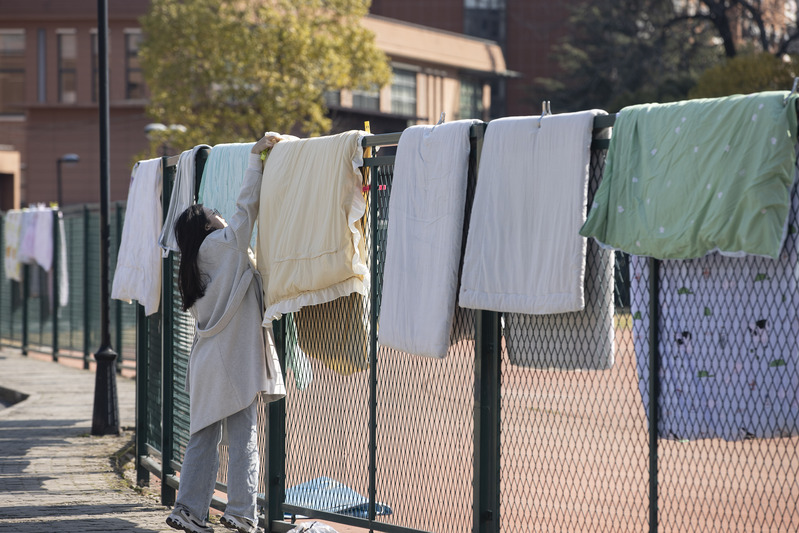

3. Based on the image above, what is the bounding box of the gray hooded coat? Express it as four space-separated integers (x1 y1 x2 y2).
186 153 286 435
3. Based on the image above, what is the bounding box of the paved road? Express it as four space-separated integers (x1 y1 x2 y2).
0 347 173 532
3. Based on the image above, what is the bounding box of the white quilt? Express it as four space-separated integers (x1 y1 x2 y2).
379 120 478 358
257 131 368 322
459 110 606 314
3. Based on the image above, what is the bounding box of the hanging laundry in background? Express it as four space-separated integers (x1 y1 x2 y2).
630 180 799 441
55 210 68 308
31 206 54 272
159 144 211 255
379 120 479 359
16 208 38 266
3 206 70 309
505 151 615 370
459 109 606 315
581 91 799 260
112 158 163 316
256 130 370 322
3 209 23 282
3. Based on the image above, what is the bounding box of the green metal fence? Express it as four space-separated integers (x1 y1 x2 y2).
6 113 797 533
0 203 137 372
137 121 799 532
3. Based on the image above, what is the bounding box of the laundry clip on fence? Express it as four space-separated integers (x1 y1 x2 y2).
538 100 552 128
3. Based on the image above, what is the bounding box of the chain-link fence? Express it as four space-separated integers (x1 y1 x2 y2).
89 120 799 533
0 203 137 372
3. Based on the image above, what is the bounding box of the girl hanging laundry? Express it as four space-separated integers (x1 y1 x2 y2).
166 134 286 533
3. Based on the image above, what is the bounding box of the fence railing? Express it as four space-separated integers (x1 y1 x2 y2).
0 202 138 373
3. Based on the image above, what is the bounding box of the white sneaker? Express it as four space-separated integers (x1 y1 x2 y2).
220 513 263 533
166 506 215 533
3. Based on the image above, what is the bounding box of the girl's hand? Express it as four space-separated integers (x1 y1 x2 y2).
251 133 283 155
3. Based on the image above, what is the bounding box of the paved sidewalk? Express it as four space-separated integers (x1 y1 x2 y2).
0 346 172 532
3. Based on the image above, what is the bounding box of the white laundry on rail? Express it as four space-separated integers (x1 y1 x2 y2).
111 158 163 316
256 130 369 322
379 119 479 358
459 110 606 314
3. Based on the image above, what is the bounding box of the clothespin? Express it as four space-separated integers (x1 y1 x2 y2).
362 121 372 197
436 112 446 125
784 77 799 106
538 101 552 128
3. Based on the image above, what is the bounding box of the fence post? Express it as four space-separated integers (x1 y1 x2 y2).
21 264 29 355
115 202 123 373
473 309 501 533
135 302 150 486
52 209 60 362
470 122 501 533
367 154 379 525
648 258 661 533
83 205 91 369
266 317 287 529
161 156 176 506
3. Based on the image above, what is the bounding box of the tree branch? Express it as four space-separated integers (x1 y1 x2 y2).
734 0 770 52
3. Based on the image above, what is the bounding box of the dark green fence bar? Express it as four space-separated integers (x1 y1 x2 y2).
648 257 661 533
83 205 91 369
52 209 60 361
21 264 28 355
160 156 177 507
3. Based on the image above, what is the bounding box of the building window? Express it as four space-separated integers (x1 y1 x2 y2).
125 30 144 99
459 77 484 120
352 84 380 111
0 30 25 115
391 68 416 117
464 0 506 44
324 90 341 108
57 30 77 104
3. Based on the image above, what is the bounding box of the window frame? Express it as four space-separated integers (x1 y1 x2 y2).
0 29 26 116
124 29 144 100
57 29 77 104
390 67 417 117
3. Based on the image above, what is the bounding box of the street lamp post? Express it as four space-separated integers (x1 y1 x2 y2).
56 153 80 206
91 0 119 437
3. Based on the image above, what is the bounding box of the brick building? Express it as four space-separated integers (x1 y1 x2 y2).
370 0 572 118
0 0 506 208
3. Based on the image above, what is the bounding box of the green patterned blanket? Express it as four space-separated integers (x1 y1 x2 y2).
581 91 798 259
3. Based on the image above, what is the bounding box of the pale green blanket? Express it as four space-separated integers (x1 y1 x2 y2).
581 92 799 259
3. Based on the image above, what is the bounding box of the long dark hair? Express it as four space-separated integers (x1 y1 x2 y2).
174 204 214 311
